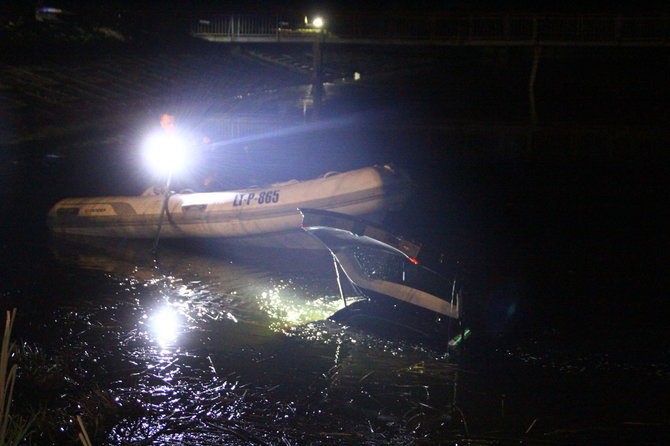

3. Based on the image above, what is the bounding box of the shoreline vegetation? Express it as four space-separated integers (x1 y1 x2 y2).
1 309 33 446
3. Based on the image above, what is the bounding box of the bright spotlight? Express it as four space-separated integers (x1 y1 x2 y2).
143 133 189 177
313 17 324 28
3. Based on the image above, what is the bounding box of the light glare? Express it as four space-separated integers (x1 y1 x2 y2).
143 133 189 176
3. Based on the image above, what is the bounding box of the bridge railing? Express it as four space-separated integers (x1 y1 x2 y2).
193 15 288 38
192 13 670 45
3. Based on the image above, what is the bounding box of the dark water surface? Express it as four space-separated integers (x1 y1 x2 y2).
1 43 669 444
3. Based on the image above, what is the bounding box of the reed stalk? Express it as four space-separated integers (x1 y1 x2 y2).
0 309 33 446
76 416 92 446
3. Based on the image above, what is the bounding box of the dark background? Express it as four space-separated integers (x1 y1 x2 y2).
0 2 668 443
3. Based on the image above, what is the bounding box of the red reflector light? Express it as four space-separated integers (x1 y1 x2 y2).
409 257 419 265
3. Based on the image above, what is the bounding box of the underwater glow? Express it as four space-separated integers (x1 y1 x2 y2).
256 285 351 331
149 306 181 347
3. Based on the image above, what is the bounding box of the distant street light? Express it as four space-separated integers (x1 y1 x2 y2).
311 16 326 118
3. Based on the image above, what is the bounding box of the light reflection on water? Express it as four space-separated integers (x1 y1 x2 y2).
47 239 461 444
147 306 181 348
36 225 670 443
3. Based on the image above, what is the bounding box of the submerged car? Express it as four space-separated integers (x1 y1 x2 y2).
299 208 468 345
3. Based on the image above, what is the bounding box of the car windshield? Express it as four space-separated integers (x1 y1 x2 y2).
349 245 454 300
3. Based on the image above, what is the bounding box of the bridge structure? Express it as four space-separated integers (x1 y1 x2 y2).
191 13 670 47
190 13 670 154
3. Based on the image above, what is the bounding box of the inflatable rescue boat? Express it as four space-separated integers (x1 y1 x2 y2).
47 165 411 248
